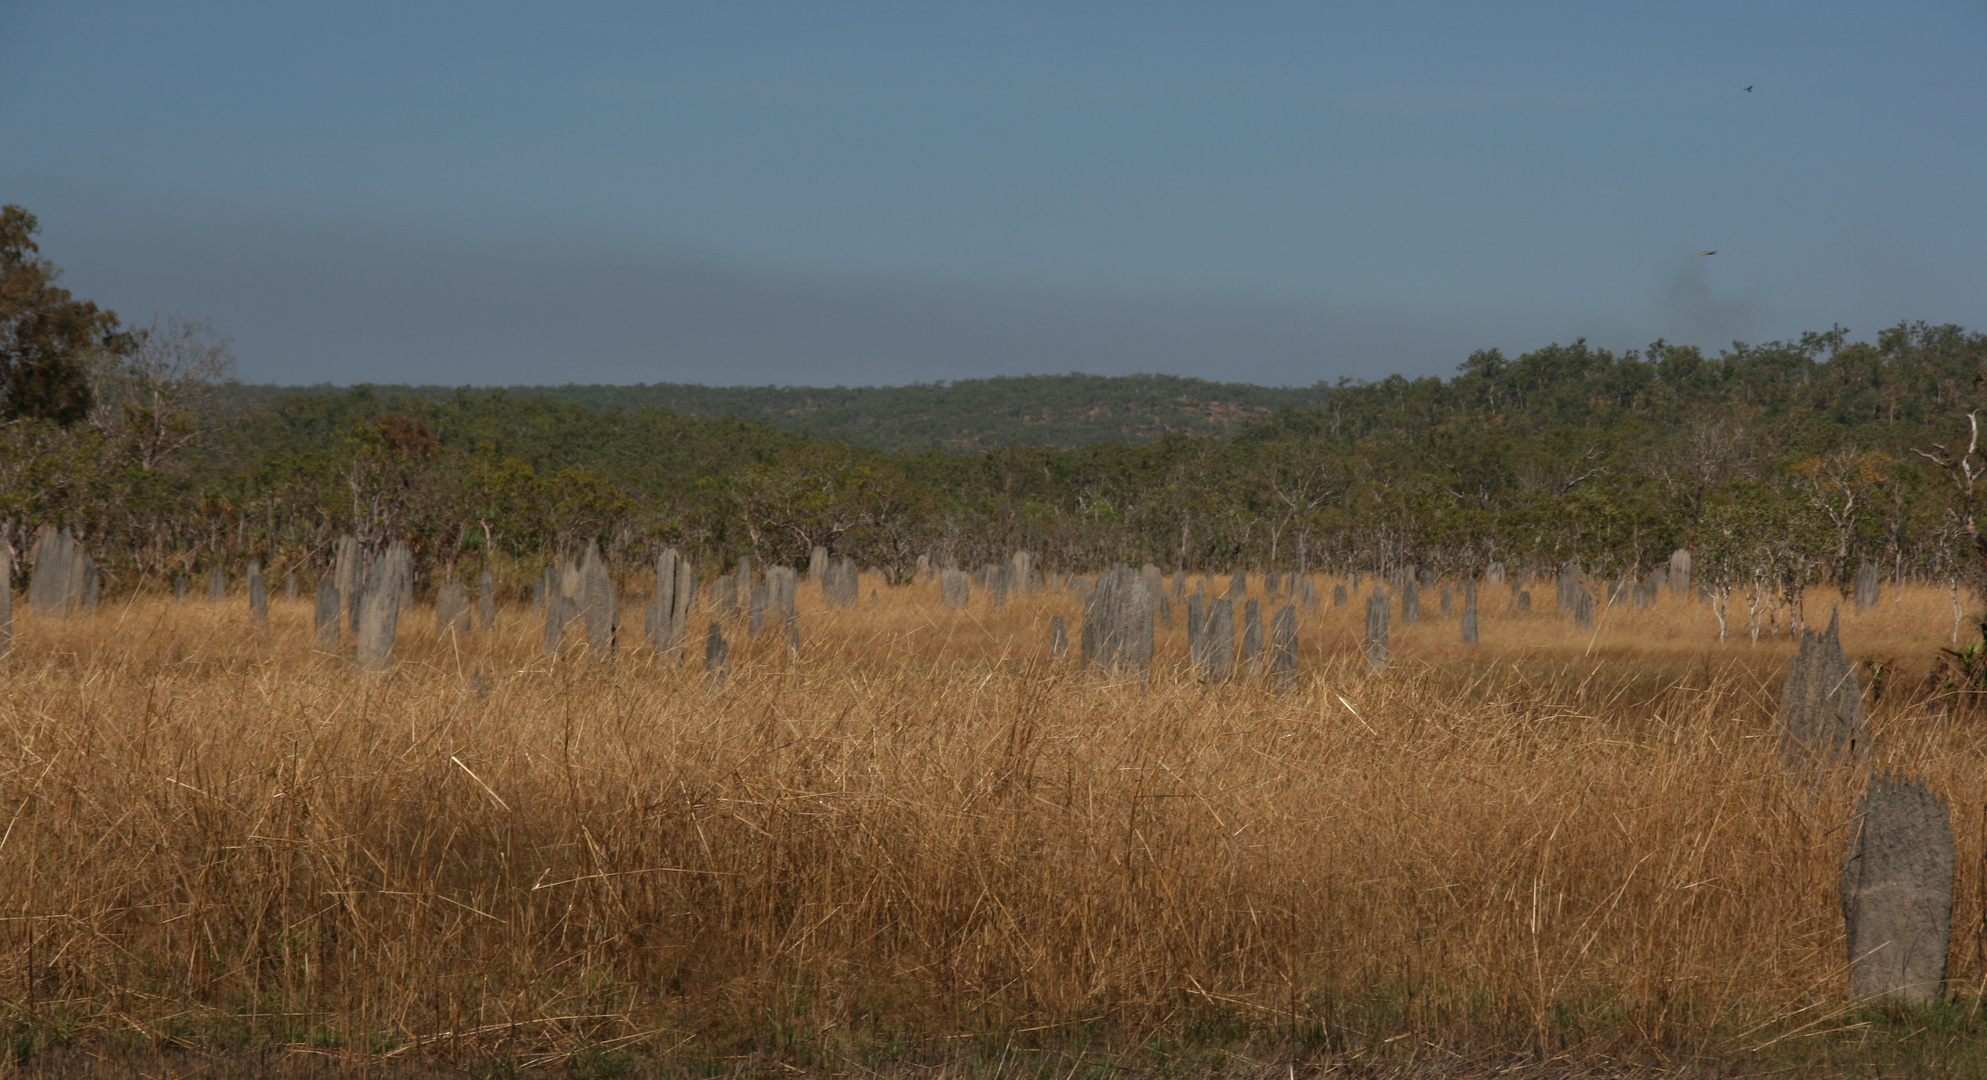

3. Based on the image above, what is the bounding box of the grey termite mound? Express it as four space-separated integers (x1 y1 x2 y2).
824 557 860 609
1777 608 1869 773
1240 598 1263 675
704 622 729 684
1269 604 1297 692
479 572 497 630
940 569 969 610
1081 565 1153 679
247 560 268 626
1190 594 1234 682
649 548 697 657
575 541 617 660
355 541 411 674
1364 588 1389 673
436 577 470 635
315 576 341 651
1842 774 1953 1004
1854 563 1880 610
334 535 362 633
28 528 87 616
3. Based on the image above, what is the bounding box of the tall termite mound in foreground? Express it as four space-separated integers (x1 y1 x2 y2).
1842 774 1952 1004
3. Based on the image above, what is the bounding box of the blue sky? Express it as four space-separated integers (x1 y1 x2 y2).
3 2 1983 386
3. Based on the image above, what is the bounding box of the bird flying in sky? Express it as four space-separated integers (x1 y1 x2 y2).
1698 250 1716 256
1744 85 1753 92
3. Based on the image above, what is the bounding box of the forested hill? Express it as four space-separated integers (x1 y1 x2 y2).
215 321 1987 456
215 373 1334 451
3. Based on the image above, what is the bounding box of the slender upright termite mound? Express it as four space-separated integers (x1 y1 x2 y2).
478 571 496 631
1365 588 1389 673
543 565 571 654
1668 548 1692 598
436 577 469 635
765 566 797 625
1186 594 1205 673
1854 563 1881 611
355 541 410 674
333 535 361 632
28 528 78 615
940 568 969 610
1558 562 1581 611
247 559 268 626
704 621 728 683
1240 598 1263 675
708 574 737 618
1082 565 1153 680
1195 595 1235 682
1573 585 1595 630
1269 604 1297 692
825 557 861 609
672 555 697 654
1842 774 1953 1004
315 575 341 651
576 541 617 660
80 555 98 614
1777 609 1870 772
1138 564 1162 604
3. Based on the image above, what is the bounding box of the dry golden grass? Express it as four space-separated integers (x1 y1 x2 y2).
0 577 1979 1076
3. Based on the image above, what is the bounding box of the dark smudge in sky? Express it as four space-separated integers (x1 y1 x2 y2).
1656 256 1757 347
46 200 1517 387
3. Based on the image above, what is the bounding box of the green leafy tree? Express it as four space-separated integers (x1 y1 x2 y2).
0 205 133 425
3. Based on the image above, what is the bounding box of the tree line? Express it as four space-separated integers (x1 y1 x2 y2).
6 203 1987 636
214 371 1335 452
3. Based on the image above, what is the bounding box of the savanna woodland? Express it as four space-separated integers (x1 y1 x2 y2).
12 197 1987 619
7 205 1987 1080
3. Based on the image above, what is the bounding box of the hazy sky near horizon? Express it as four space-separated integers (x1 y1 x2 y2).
4 2 1984 387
